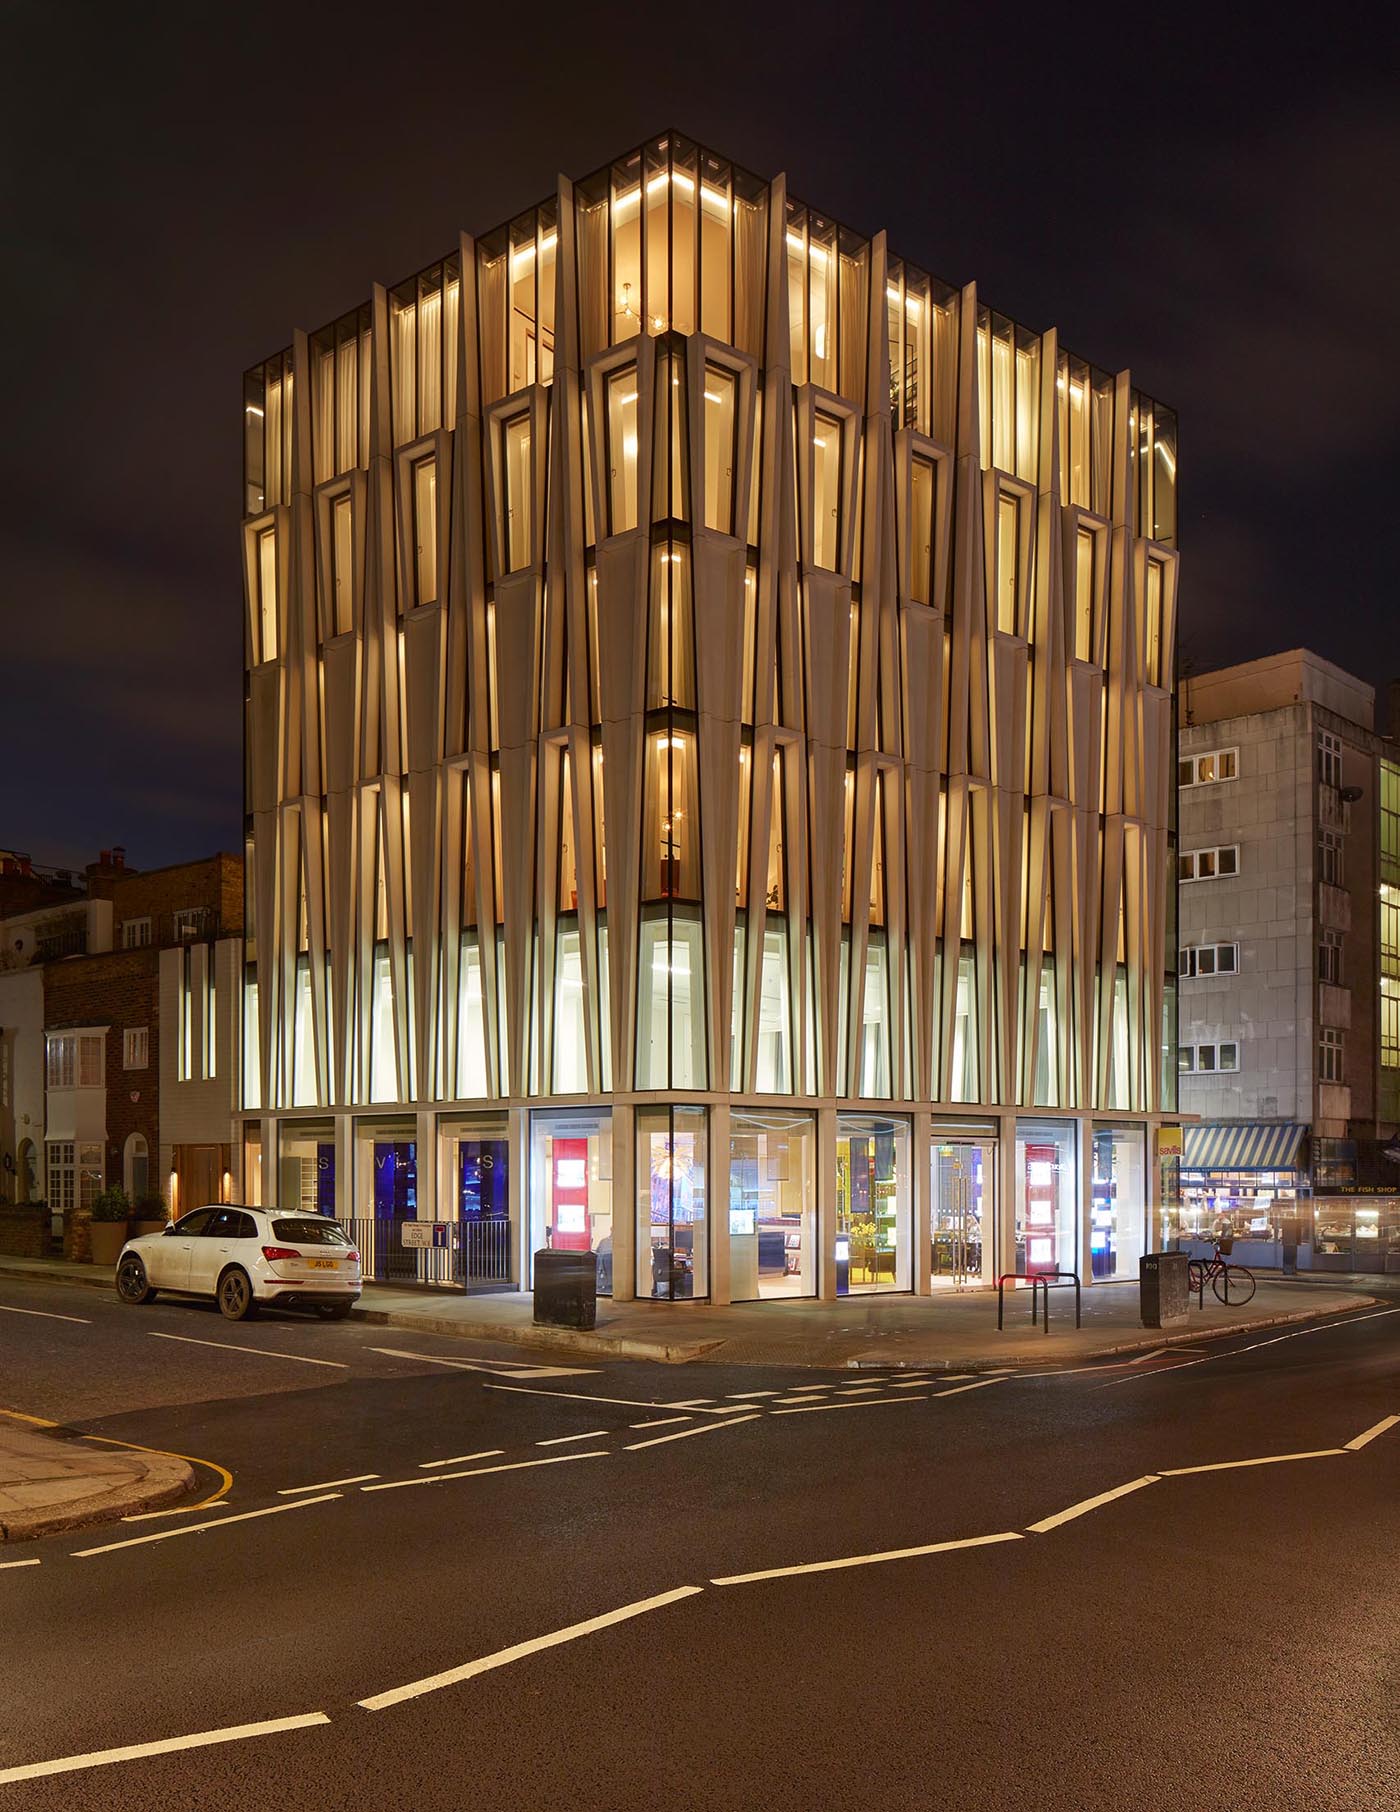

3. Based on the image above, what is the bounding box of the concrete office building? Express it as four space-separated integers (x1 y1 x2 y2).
1177 651 1400 1269
239 132 1181 1303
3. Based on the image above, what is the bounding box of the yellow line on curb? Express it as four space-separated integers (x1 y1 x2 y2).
80 1433 234 1509
0 1407 60 1428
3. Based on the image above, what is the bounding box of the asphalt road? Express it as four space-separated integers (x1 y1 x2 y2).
1 1272 1397 1810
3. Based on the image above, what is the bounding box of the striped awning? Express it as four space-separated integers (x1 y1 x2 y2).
1183 1122 1306 1172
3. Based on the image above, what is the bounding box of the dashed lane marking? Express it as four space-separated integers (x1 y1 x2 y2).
123 1503 230 1523
771 1396 926 1416
367 1348 598 1379
932 1377 1013 1398
362 1452 607 1492
725 1390 780 1398
1345 1415 1400 1451
277 1474 379 1494
149 1332 348 1369
1158 1449 1347 1476
1 1558 41 1570
485 1383 740 1416
1129 1348 1170 1364
419 1450 504 1468
537 1429 609 1446
0 1713 331 1787
73 1494 340 1558
624 1414 761 1451
359 1588 703 1712
1026 1477 1160 1533
711 1530 1023 1586
628 1417 691 1429
0 1304 91 1325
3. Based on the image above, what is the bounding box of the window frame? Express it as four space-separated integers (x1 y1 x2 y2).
122 1027 149 1071
1180 845 1239 883
1179 747 1239 788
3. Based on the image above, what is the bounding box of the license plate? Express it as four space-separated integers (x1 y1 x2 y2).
307 1258 337 1270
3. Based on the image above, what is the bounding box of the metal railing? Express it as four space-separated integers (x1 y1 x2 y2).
997 1269 1082 1335
338 1216 513 1291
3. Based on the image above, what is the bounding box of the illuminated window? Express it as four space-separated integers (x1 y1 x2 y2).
702 364 737 533
412 457 438 604
909 457 934 604
606 368 638 533
256 527 278 662
1179 846 1238 882
123 1027 148 1071
1074 527 1096 662
812 410 841 569
996 494 1019 634
331 494 354 635
1143 558 1165 685
646 547 695 710
1180 747 1237 787
502 413 532 571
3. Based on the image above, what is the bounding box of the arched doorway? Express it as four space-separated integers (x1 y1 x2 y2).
124 1132 149 1201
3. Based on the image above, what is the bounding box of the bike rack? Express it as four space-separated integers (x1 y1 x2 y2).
997 1270 1082 1334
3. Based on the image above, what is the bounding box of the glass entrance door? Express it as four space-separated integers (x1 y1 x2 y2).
930 1137 995 1288
445 1111 511 1291
835 1114 911 1293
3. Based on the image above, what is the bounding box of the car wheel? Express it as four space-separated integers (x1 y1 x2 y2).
217 1268 258 1321
115 1253 156 1305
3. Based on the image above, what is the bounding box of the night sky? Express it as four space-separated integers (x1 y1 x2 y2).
6 2 1397 871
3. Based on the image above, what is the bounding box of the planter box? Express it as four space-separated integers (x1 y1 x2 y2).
130 1218 166 1239
88 1222 128 1268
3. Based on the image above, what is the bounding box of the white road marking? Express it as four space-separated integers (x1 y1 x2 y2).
368 1347 596 1379
1026 1477 1160 1533
0 1303 90 1325
1 1558 41 1570
771 1395 926 1416
360 1586 703 1712
0 1712 331 1787
123 1503 230 1523
835 1385 883 1394
666 1398 715 1407
1345 1414 1400 1451
628 1417 691 1429
486 1383 739 1415
624 1414 761 1451
419 1450 504 1469
149 1332 347 1369
536 1430 609 1446
726 1390 780 1398
712 1530 1023 1586
362 1452 607 1491
1129 1348 1170 1364
1159 1449 1346 1477
74 1494 340 1557
932 1377 1012 1398
1092 1355 1216 1389
277 1474 379 1493
1099 1307 1400 1385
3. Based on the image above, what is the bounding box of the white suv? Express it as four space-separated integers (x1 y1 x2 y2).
115 1205 362 1321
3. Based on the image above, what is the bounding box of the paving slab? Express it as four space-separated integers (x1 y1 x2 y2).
0 1420 195 1543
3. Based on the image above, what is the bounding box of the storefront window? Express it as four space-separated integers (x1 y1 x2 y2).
930 1126 996 1287
1091 1124 1146 1281
637 1106 708 1300
728 1112 816 1301
836 1113 911 1293
278 1119 336 1218
531 1110 613 1295
1015 1118 1078 1277
443 1110 511 1290
242 1123 263 1207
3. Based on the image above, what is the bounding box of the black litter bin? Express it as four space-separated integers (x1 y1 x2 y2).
1139 1251 1189 1328
534 1247 598 1330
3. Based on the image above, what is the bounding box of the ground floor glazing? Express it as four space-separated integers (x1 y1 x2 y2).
238 1103 1173 1302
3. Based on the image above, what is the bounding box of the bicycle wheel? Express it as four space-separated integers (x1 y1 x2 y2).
1187 1260 1205 1298
1213 1263 1255 1306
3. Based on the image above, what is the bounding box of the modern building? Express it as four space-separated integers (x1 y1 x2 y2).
0 850 243 1232
1176 651 1400 1269
239 130 1181 1303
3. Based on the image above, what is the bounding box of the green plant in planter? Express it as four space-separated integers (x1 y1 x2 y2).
134 1193 168 1219
89 1186 132 1223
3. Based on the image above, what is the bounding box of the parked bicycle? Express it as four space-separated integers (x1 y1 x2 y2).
1187 1236 1256 1306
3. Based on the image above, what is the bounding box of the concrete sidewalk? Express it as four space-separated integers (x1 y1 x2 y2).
0 1418 194 1543
0 1251 1380 1369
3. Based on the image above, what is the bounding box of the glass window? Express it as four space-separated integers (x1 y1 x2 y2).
729 1112 816 1301
909 457 934 604
812 410 841 569
755 924 792 1093
271 1217 351 1246
256 527 277 662
503 412 532 571
930 1131 997 1289
277 1120 337 1218
637 1105 708 1300
1015 1118 1078 1277
636 913 707 1090
642 731 701 901
836 1114 911 1293
702 364 737 533
553 925 587 1094
646 547 695 709
443 1111 512 1289
1075 527 1095 662
1091 1125 1146 1281
606 368 639 533
996 494 1019 635
412 457 437 605
331 494 354 635
859 936 891 1097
